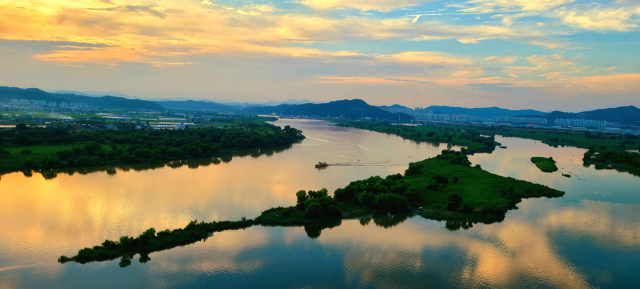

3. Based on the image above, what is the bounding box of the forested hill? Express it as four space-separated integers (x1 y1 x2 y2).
423 106 547 118
579 106 640 124
520 106 640 124
0 87 165 111
155 100 235 112
245 99 413 121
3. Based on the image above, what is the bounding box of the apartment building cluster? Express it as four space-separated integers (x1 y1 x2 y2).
492 116 548 125
553 118 607 128
409 112 484 122
381 107 484 123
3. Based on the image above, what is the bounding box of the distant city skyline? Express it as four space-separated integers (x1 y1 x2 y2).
1 0 639 111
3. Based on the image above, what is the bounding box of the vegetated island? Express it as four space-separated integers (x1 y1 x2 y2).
582 148 640 176
336 121 499 154
0 120 304 175
531 157 558 172
58 150 563 267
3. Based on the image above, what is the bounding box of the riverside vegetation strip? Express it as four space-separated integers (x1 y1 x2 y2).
0 119 304 175
59 151 563 267
340 121 640 176
445 123 640 151
582 149 640 176
336 122 499 154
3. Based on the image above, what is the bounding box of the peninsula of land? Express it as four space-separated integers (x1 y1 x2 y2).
0 120 304 175
59 151 563 267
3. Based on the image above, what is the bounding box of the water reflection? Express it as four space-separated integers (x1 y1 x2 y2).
12 146 293 181
0 120 639 288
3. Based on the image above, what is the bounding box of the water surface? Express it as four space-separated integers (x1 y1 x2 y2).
0 120 638 288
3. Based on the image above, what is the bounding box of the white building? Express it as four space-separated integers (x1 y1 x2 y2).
554 118 606 128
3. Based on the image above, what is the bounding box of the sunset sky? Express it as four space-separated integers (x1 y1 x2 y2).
1 0 639 111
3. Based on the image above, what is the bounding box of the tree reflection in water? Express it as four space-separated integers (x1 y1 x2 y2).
15 146 292 181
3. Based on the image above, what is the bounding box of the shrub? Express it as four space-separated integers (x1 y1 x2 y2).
459 204 474 213
83 142 103 155
356 191 375 207
0 148 10 157
374 193 408 212
106 150 117 161
426 179 439 190
20 149 32 155
39 157 65 170
404 189 419 202
333 188 355 201
446 193 463 211
304 202 323 219
308 188 328 199
76 156 100 167
57 150 73 161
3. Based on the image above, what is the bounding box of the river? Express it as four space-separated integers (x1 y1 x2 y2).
0 119 638 288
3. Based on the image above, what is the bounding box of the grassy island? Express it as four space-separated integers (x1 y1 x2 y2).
59 151 563 267
531 157 558 172
337 121 499 154
0 121 304 175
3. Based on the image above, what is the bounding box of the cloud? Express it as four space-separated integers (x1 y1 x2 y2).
88 4 167 19
485 56 519 64
553 4 640 32
0 0 639 109
504 54 579 77
460 0 572 13
299 0 428 12
238 4 280 15
380 51 473 66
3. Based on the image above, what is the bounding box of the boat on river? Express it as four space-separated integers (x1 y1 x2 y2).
315 162 328 168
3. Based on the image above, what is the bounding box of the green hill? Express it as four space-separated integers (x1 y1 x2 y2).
0 86 164 111
245 99 413 121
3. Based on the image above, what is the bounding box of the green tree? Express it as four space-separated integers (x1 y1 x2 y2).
374 193 408 212
16 123 28 131
304 202 323 219
296 190 308 209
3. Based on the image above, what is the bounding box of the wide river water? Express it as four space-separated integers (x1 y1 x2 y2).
1 119 639 288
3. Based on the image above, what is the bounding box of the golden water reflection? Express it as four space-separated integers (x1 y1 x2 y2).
0 120 639 288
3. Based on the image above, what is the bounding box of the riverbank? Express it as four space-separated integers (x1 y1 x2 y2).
336 122 499 154
582 150 640 176
438 123 639 151
59 151 563 266
0 122 304 175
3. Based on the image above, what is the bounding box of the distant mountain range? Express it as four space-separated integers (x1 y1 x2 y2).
245 99 413 121
1 87 164 110
421 106 547 118
218 99 316 107
51 89 316 108
49 90 139 99
4 86 639 124
155 100 235 112
383 104 640 124
529 106 640 124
